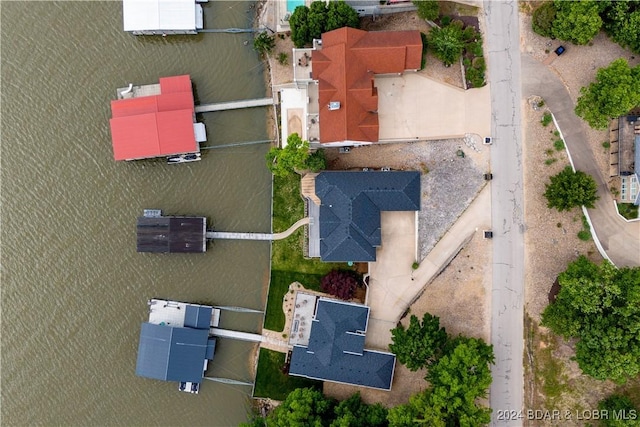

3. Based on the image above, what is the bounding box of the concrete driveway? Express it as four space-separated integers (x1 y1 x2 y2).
521 55 640 267
365 187 492 351
376 73 491 141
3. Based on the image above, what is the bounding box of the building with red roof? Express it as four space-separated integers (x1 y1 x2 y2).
109 75 205 161
311 27 422 145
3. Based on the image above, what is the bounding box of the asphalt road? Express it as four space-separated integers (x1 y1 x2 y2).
521 55 640 267
484 1 525 425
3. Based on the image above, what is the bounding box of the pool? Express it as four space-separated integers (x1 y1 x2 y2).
287 0 305 13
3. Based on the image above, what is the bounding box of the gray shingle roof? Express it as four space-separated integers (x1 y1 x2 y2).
289 299 396 390
315 171 420 261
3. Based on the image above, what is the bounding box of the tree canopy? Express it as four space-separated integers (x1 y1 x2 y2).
388 336 494 427
389 313 448 371
265 133 325 176
412 0 440 21
242 389 389 427
543 166 599 211
550 0 603 45
289 0 359 48
575 58 640 130
541 256 640 384
531 1 640 53
427 20 465 66
598 394 640 427
602 1 640 54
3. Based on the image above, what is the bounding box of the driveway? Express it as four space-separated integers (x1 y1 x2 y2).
375 73 491 141
521 55 640 267
365 187 492 350
484 1 526 424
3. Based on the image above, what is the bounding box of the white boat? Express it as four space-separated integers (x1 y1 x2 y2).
167 153 201 164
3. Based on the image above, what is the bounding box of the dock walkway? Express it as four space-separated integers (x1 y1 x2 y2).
206 217 309 241
210 327 263 343
195 97 274 113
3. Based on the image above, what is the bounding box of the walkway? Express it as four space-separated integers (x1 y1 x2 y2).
485 1 526 424
206 217 309 241
521 55 640 267
194 97 274 113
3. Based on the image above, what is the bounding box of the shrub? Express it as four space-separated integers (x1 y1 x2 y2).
532 2 557 37
541 112 552 126
577 230 591 241
320 270 361 300
306 149 326 172
543 166 599 211
602 141 611 149
277 52 288 65
428 20 465 66
412 0 439 21
253 31 275 57
553 139 564 151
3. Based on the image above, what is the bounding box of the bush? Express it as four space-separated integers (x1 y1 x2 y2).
289 0 359 48
543 166 599 211
253 31 275 57
428 20 465 66
277 52 288 65
577 230 591 241
321 270 361 300
532 2 557 37
306 149 326 172
553 139 564 151
412 0 439 21
541 112 553 126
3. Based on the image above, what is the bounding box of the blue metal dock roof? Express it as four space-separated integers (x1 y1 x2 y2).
135 323 209 383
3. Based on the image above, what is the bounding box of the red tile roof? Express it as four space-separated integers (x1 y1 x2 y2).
313 28 422 144
109 75 198 160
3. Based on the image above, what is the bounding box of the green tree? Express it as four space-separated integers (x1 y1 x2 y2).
290 5 310 48
543 166 599 211
541 256 640 384
428 20 465 66
331 392 388 427
532 1 557 37
306 149 326 172
265 133 310 176
551 0 603 45
267 388 335 426
412 0 439 21
602 1 640 54
307 1 328 41
389 313 448 371
253 31 275 57
388 338 494 426
598 394 640 427
326 0 360 32
575 58 640 129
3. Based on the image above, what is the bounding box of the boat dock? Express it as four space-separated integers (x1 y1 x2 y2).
195 97 275 113
206 218 309 241
210 327 263 343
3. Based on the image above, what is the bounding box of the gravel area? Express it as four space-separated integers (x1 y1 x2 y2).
325 139 488 261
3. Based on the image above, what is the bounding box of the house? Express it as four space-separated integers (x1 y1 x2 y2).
612 116 640 205
281 27 422 147
122 0 205 35
109 74 206 161
302 171 421 262
136 209 207 253
288 298 396 390
135 298 220 394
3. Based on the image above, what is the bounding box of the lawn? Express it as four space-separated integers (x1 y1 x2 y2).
265 173 347 332
253 348 321 400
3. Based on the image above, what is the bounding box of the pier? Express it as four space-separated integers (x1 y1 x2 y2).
206 217 309 241
195 97 275 114
210 327 263 343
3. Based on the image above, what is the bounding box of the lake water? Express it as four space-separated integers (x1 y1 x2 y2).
1 2 273 425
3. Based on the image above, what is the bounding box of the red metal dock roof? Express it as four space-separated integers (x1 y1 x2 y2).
109 75 198 161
